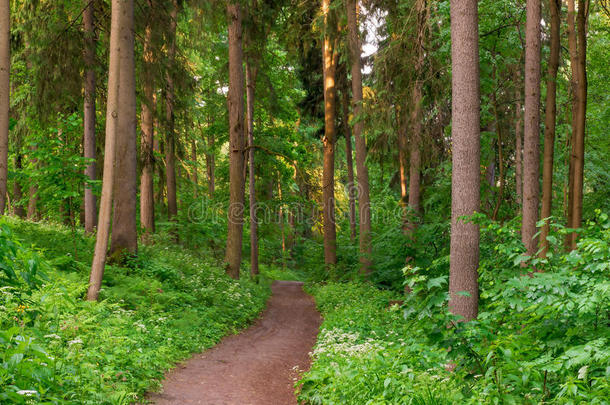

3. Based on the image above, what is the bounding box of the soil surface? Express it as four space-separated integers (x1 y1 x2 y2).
148 280 321 405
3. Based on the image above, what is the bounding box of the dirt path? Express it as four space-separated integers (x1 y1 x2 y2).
148 281 321 405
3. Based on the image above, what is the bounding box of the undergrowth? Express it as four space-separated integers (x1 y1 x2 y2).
0 217 271 404
298 212 610 404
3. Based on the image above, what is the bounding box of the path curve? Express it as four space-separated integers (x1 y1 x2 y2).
149 280 321 405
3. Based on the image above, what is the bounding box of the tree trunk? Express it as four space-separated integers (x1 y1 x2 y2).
448 0 481 322
87 0 122 301
0 0 9 215
539 0 560 257
224 2 246 279
165 0 178 221
83 0 97 233
346 0 372 273
322 0 337 267
407 0 426 236
109 0 137 260
191 138 198 194
521 0 541 259
205 116 215 197
246 62 259 276
341 90 357 241
566 0 589 249
514 67 523 213
140 22 156 238
491 64 505 221
12 154 25 218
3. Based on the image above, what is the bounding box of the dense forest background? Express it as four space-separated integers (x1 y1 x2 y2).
0 0 608 403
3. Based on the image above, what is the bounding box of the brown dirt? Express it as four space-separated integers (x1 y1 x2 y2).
148 281 321 405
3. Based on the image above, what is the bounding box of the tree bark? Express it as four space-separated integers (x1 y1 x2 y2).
407 0 426 237
341 90 357 241
109 0 138 259
539 0 561 257
165 0 178 221
87 0 121 301
224 2 246 279
346 0 372 273
205 116 215 197
491 64 505 221
83 0 97 233
0 0 9 215
191 138 198 193
322 0 337 267
566 0 589 249
448 0 480 322
514 67 523 213
12 154 25 218
521 0 541 259
246 62 259 276
140 22 156 238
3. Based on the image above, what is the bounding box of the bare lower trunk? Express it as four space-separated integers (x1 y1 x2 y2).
539 0 561 257
246 62 258 276
191 138 198 194
341 90 357 241
0 0 9 215
140 24 156 238
346 0 372 273
165 0 178 221
206 118 215 197
224 2 246 279
397 109 409 228
12 154 25 218
322 0 337 267
514 67 523 213
83 0 97 233
109 0 138 260
521 0 541 259
87 0 121 301
491 64 505 221
448 0 481 321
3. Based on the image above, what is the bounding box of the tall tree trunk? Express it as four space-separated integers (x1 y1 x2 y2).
566 0 589 249
88 0 122 301
397 108 409 231
539 0 560 257
246 62 259 276
514 67 523 213
407 0 426 236
83 0 97 233
521 0 541 259
165 0 178 221
140 22 156 238
205 116 215 197
346 0 372 273
341 90 357 241
0 0 9 215
491 64 505 221
109 0 137 260
12 154 25 218
191 138 198 193
322 0 337 267
448 0 481 322
224 2 246 279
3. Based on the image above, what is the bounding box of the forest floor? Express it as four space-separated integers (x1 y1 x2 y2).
147 280 321 404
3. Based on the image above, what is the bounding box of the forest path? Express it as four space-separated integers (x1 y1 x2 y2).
148 280 321 405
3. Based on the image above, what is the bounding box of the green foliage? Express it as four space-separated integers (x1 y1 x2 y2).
0 218 270 404
299 213 610 404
